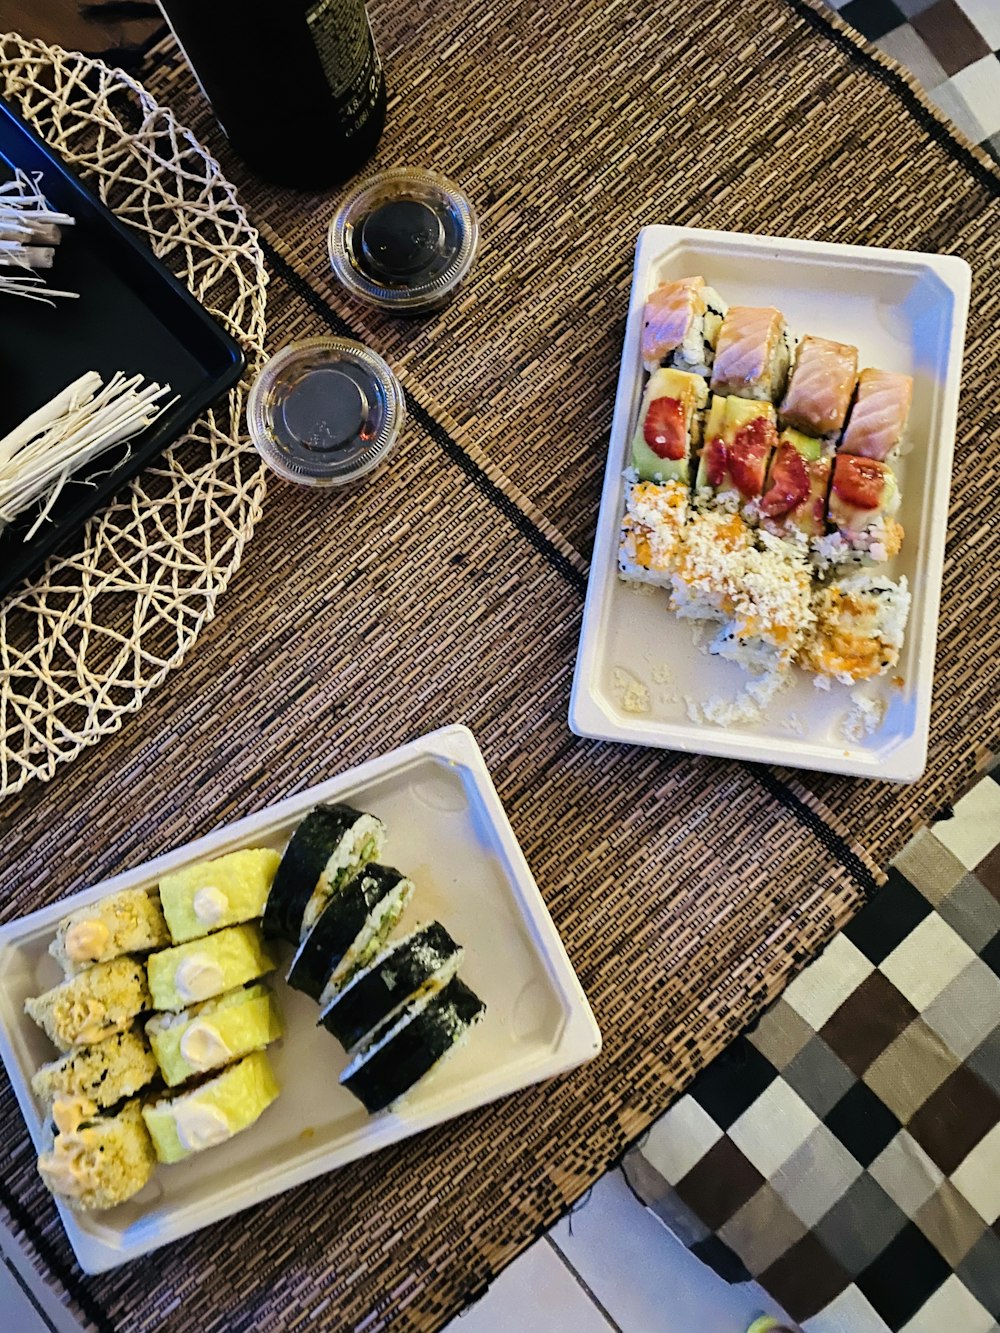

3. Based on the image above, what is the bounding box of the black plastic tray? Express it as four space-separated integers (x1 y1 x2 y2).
0 97 246 599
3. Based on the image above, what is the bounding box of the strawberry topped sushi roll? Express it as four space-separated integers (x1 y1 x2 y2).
839 368 913 461
780 335 858 442
631 366 708 484
815 455 903 568
695 396 778 518
618 479 688 587
758 428 832 545
710 306 792 403
641 276 727 377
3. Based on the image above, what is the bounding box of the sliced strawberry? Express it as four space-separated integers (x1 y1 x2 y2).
728 417 776 498
760 441 810 517
702 436 727 488
643 396 686 461
832 455 885 511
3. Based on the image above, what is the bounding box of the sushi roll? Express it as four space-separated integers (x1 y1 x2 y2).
669 510 755 623
31 1027 158 1113
618 479 688 587
25 957 150 1052
339 975 485 1114
146 923 274 1011
816 455 903 567
37 1097 157 1211
49 888 169 976
142 1050 279 1164
709 307 792 403
641 276 727 376
800 573 911 683
757 428 832 543
262 804 385 944
159 847 281 943
695 396 778 516
319 921 463 1051
145 983 283 1087
630 366 708 485
780 335 858 441
707 533 815 675
839 368 913 461
286 864 414 1006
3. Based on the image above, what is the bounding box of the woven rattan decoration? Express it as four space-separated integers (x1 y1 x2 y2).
0 34 268 798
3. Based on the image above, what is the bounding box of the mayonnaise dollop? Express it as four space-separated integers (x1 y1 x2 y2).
174 955 224 1003
192 886 229 927
64 919 110 964
179 1020 232 1072
173 1102 231 1153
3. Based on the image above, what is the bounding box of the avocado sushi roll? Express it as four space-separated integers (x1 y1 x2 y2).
340 975 485 1114
262 804 385 944
630 366 708 484
319 921 463 1051
286 864 414 1006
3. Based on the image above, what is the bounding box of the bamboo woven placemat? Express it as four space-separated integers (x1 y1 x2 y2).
1 0 999 1329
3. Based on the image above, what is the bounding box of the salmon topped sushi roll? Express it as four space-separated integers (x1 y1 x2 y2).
618 480 688 587
780 335 858 441
815 455 903 568
757 428 832 544
695 396 777 517
630 366 708 484
641 276 727 377
710 306 792 403
839 368 913 461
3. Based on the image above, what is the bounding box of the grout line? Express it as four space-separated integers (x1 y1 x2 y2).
2 1253 61 1333
543 1234 625 1333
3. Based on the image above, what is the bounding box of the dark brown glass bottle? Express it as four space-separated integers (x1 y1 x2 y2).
157 0 386 189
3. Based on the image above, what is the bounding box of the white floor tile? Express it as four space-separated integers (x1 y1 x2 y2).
0 1256 53 1333
932 779 1000 869
442 1237 614 1333
549 1170 789 1333
0 1221 85 1333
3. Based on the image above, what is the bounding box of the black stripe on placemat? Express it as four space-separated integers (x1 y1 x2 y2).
256 236 588 597
786 0 1000 198
754 765 879 896
0 1180 113 1333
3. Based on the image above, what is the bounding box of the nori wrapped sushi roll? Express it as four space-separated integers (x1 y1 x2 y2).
286 864 413 1006
262 804 385 944
339 975 485 1114
319 921 463 1051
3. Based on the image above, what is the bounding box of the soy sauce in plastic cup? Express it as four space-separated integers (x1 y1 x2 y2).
247 338 405 487
328 167 478 315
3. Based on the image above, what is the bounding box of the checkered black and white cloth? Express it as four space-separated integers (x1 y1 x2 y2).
629 765 1000 1331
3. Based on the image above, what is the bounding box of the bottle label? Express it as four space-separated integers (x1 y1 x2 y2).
306 0 383 138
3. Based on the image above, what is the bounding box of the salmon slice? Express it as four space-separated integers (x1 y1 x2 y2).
781 335 858 437
641 277 704 369
840 368 913 460
710 306 786 400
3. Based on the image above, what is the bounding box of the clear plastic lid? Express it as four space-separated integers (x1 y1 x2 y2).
328 167 479 313
246 338 405 487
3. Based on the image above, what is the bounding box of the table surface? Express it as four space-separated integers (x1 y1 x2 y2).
0 1 999 1331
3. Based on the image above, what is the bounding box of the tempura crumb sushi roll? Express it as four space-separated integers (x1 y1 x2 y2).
37 1097 156 1211
618 479 688 586
800 573 910 683
339 975 485 1114
707 533 815 675
780 335 858 440
839 368 913 461
49 888 169 976
695 396 778 517
815 455 903 568
630 367 708 484
641 276 727 376
262 805 385 944
287 864 414 1006
757 428 832 543
710 307 792 403
31 1028 158 1112
25 957 150 1051
669 510 755 623
319 921 463 1052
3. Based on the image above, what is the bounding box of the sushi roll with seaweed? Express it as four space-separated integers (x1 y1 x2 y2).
815 455 903 568
694 395 778 518
839 368 913 461
800 572 911 684
757 428 832 544
262 804 385 944
780 335 858 442
641 276 727 377
287 864 414 1006
630 366 708 485
710 307 793 403
339 975 485 1114
617 479 688 587
319 921 463 1051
